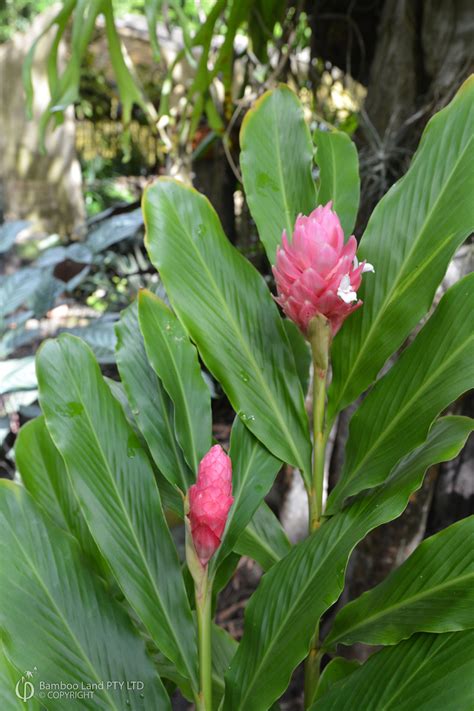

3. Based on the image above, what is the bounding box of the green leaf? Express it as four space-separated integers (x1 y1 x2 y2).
0 357 36 395
0 220 29 254
212 418 281 573
234 502 291 571
211 625 239 706
223 416 472 710
314 658 360 701
155 623 237 706
311 631 474 710
0 269 43 319
240 85 317 263
115 301 193 491
143 178 311 480
328 75 474 423
138 289 212 475
326 514 474 647
327 274 474 512
248 0 286 61
36 334 198 689
0 482 171 710
284 319 311 395
63 319 117 364
86 209 143 253
314 129 360 236
15 416 99 565
0 646 40 710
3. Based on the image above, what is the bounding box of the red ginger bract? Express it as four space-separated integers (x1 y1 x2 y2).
273 202 374 336
188 445 233 566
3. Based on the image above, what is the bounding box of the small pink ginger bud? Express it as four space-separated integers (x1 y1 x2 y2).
188 445 233 566
273 202 374 337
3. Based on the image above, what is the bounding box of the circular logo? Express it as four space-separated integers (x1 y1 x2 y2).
15 678 35 702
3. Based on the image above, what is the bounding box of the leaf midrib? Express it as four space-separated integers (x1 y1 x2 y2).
272 94 294 242
116 315 190 491
330 133 474 418
379 633 459 710
239 522 282 568
329 569 474 645
335 331 474 503
160 189 308 476
56 340 196 686
215 438 259 567
142 299 199 473
231 516 360 708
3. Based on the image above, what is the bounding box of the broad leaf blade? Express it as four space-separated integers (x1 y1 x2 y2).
138 289 212 474
0 482 170 711
16 416 99 566
328 75 474 422
234 503 292 571
212 418 281 572
144 178 311 480
326 514 474 647
314 658 359 702
311 631 474 711
223 416 473 710
314 129 360 236
115 301 193 491
36 334 198 688
284 319 311 395
327 273 474 512
0 646 40 710
239 85 317 263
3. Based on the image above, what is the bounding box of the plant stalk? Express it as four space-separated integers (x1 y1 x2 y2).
196 568 213 711
307 314 331 531
304 315 331 707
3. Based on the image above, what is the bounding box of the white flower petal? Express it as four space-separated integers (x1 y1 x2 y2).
362 262 375 273
337 273 358 303
338 289 358 303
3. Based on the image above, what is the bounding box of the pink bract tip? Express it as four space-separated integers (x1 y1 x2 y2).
188 445 233 566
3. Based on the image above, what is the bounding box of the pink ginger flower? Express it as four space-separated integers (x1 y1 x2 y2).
188 445 233 566
273 202 374 336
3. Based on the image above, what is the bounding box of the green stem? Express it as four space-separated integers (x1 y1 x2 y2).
307 314 331 531
304 315 331 708
196 568 213 711
309 361 328 529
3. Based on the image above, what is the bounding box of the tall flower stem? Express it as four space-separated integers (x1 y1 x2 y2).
308 314 331 529
304 314 331 707
195 568 213 711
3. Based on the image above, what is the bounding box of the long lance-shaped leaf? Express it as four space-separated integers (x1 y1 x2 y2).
239 85 317 263
313 658 360 702
143 178 312 481
138 289 212 474
211 418 281 573
314 129 360 236
16 416 100 566
327 273 474 512
36 334 198 689
0 646 40 710
115 301 193 491
0 482 170 711
328 75 474 423
223 416 473 710
326 513 474 648
311 630 474 711
234 502 292 571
